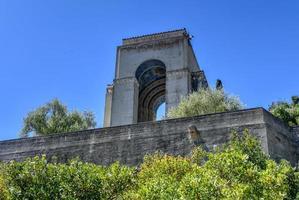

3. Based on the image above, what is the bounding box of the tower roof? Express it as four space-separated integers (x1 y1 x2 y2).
122 28 188 45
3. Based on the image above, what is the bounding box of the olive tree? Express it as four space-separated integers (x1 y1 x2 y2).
168 89 244 119
20 99 96 137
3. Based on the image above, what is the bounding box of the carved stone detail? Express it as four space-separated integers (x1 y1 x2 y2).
187 125 207 149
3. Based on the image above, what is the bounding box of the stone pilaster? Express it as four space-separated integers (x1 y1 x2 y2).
103 85 113 127
165 69 191 113
110 77 139 126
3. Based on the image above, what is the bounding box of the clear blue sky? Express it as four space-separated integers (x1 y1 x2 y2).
0 0 298 140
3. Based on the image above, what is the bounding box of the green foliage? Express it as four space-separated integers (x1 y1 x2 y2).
2 156 134 200
229 130 268 169
296 172 299 199
20 99 96 137
1 131 298 199
124 130 298 200
124 153 196 199
168 89 244 118
269 96 299 126
0 164 10 200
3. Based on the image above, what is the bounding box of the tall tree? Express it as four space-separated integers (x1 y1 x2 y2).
20 99 96 137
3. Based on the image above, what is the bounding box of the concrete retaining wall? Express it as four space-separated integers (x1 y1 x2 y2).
0 108 297 166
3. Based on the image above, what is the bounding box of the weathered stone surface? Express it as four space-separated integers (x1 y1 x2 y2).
0 108 297 166
263 110 298 164
104 29 208 127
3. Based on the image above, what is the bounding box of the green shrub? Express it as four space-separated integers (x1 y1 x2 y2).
1 131 298 200
124 131 298 200
0 165 10 200
3 156 134 200
168 89 243 118
124 153 196 199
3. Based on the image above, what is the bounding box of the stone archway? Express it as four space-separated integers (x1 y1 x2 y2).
135 59 166 122
104 29 209 127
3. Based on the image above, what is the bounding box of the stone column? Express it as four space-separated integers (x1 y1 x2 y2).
103 85 113 127
165 69 191 114
110 77 139 126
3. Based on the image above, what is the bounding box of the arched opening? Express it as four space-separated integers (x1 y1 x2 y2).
155 102 165 121
135 59 166 122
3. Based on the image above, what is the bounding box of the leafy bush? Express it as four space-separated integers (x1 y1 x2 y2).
0 164 10 200
168 89 244 118
124 153 196 199
269 96 299 126
124 130 298 200
2 156 134 200
1 131 298 199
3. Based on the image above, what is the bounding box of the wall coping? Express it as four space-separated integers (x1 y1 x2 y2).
0 107 266 144
122 29 188 45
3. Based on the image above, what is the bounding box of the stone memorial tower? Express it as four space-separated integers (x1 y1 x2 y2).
104 29 208 127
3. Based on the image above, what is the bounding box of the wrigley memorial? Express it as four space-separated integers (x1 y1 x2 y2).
103 29 208 126
0 29 298 166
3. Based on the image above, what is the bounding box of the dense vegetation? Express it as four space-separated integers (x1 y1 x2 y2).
6 88 299 199
168 89 243 119
269 96 299 126
20 99 96 137
1 131 298 200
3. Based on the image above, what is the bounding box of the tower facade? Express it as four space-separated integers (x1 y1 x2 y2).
104 29 208 127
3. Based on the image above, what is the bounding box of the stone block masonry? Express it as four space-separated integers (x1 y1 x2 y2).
0 108 298 166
